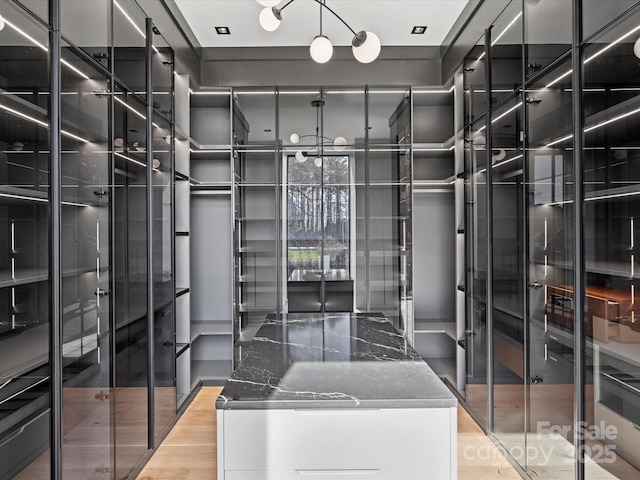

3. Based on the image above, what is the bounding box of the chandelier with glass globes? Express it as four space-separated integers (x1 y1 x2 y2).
256 0 381 64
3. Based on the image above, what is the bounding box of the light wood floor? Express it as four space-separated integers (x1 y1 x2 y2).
136 387 522 480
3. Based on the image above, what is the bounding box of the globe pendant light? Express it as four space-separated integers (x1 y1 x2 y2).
309 0 333 64
634 36 640 58
290 99 347 168
333 136 347 151
259 6 282 32
352 31 381 64
310 35 333 63
256 0 380 64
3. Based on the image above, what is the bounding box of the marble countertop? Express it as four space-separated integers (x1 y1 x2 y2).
216 313 457 410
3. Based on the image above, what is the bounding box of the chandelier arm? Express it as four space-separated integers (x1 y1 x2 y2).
278 0 296 12
295 134 335 142
311 0 357 36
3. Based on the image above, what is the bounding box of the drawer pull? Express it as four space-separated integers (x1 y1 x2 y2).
295 410 379 416
296 469 379 477
0 425 26 448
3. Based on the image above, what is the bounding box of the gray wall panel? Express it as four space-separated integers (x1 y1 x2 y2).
191 196 232 321
413 191 455 320
201 58 442 87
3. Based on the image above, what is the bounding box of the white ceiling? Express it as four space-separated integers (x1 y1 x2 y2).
175 0 469 48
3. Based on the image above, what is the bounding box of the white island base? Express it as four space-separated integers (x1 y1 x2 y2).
217 406 457 479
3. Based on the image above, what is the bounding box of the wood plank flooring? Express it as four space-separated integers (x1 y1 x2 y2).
136 387 522 480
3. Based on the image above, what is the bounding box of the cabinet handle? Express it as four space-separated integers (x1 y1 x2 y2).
94 390 109 401
633 423 640 431
295 409 378 416
296 470 379 477
95 289 110 297
0 425 26 447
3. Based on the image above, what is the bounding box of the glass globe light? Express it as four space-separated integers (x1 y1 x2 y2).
256 0 280 6
310 35 333 64
472 134 486 147
295 150 307 163
290 133 300 144
259 7 281 32
314 157 322 167
333 136 347 151
634 37 640 58
491 149 506 162
352 31 381 64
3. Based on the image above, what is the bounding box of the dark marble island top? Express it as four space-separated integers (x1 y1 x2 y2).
288 268 353 282
216 313 457 410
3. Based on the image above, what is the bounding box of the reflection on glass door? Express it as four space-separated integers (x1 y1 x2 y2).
491 95 526 465
60 46 114 479
525 59 575 479
151 111 176 442
113 87 149 480
582 8 640 479
0 3 52 477
464 36 489 427
286 154 351 313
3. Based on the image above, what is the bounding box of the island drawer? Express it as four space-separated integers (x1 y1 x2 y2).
218 407 456 476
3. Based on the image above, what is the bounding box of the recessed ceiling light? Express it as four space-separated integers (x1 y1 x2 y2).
215 26 230 35
412 26 427 35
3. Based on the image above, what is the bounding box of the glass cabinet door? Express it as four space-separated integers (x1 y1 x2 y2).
465 116 489 426
233 88 278 347
464 33 489 427
0 3 51 478
582 7 640 479
113 0 147 96
59 43 114 479
525 57 575 479
490 94 526 465
151 111 175 441
113 86 149 480
524 0 571 82
365 87 407 329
